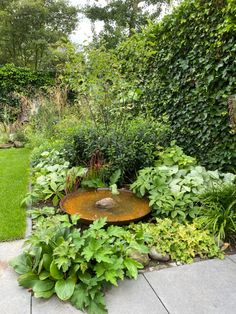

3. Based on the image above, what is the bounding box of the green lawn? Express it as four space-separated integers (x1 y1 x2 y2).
0 148 30 241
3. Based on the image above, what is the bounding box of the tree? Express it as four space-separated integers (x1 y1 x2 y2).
0 0 78 70
82 0 170 48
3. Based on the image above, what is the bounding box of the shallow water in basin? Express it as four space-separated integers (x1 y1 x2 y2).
61 190 150 224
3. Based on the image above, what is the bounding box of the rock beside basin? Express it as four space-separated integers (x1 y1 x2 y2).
128 249 150 266
149 247 170 262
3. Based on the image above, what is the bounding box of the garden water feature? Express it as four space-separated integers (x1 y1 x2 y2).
60 189 150 224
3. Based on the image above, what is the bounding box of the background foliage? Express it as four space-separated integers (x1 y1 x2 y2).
0 0 78 70
0 64 53 122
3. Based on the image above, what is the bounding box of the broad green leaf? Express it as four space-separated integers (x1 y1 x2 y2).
87 299 107 314
52 195 59 206
94 263 105 277
18 272 38 288
39 271 50 280
104 270 118 286
43 254 52 272
33 279 54 293
70 284 90 310
10 254 32 274
124 257 143 279
90 218 107 231
55 278 76 301
71 214 80 225
50 260 63 280
34 288 55 299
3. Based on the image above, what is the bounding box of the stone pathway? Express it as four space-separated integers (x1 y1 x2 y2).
1 240 236 314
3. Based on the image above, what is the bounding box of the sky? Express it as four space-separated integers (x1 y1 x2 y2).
69 0 105 45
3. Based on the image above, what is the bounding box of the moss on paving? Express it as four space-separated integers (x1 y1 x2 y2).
0 148 30 241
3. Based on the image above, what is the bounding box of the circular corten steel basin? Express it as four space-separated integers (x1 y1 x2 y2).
60 189 150 224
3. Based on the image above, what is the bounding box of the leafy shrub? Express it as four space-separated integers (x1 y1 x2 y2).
118 0 236 171
66 115 170 183
128 218 224 264
10 216 146 313
197 184 236 241
131 145 235 222
156 143 196 167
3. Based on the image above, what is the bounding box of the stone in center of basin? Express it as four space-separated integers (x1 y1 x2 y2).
95 197 117 209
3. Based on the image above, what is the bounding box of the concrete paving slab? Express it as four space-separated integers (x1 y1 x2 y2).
227 254 236 264
106 274 168 314
0 261 31 314
144 257 236 314
0 239 24 261
32 296 83 314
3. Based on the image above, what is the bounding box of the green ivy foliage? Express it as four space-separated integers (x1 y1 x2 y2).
118 0 236 171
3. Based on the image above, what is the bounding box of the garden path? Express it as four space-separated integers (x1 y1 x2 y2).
0 239 236 314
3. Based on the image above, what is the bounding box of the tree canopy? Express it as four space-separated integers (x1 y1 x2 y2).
82 0 170 48
0 0 78 70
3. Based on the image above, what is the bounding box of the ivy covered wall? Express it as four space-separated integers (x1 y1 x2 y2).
119 0 236 171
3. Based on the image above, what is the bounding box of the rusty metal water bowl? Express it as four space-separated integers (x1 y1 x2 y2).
60 188 150 225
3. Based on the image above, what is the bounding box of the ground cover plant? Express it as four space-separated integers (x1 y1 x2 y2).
128 218 224 264
22 149 88 207
0 148 30 241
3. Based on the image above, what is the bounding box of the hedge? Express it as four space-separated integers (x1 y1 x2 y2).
0 64 54 122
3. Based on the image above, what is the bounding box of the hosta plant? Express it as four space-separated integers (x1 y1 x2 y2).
22 150 87 206
10 215 146 314
131 145 235 222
